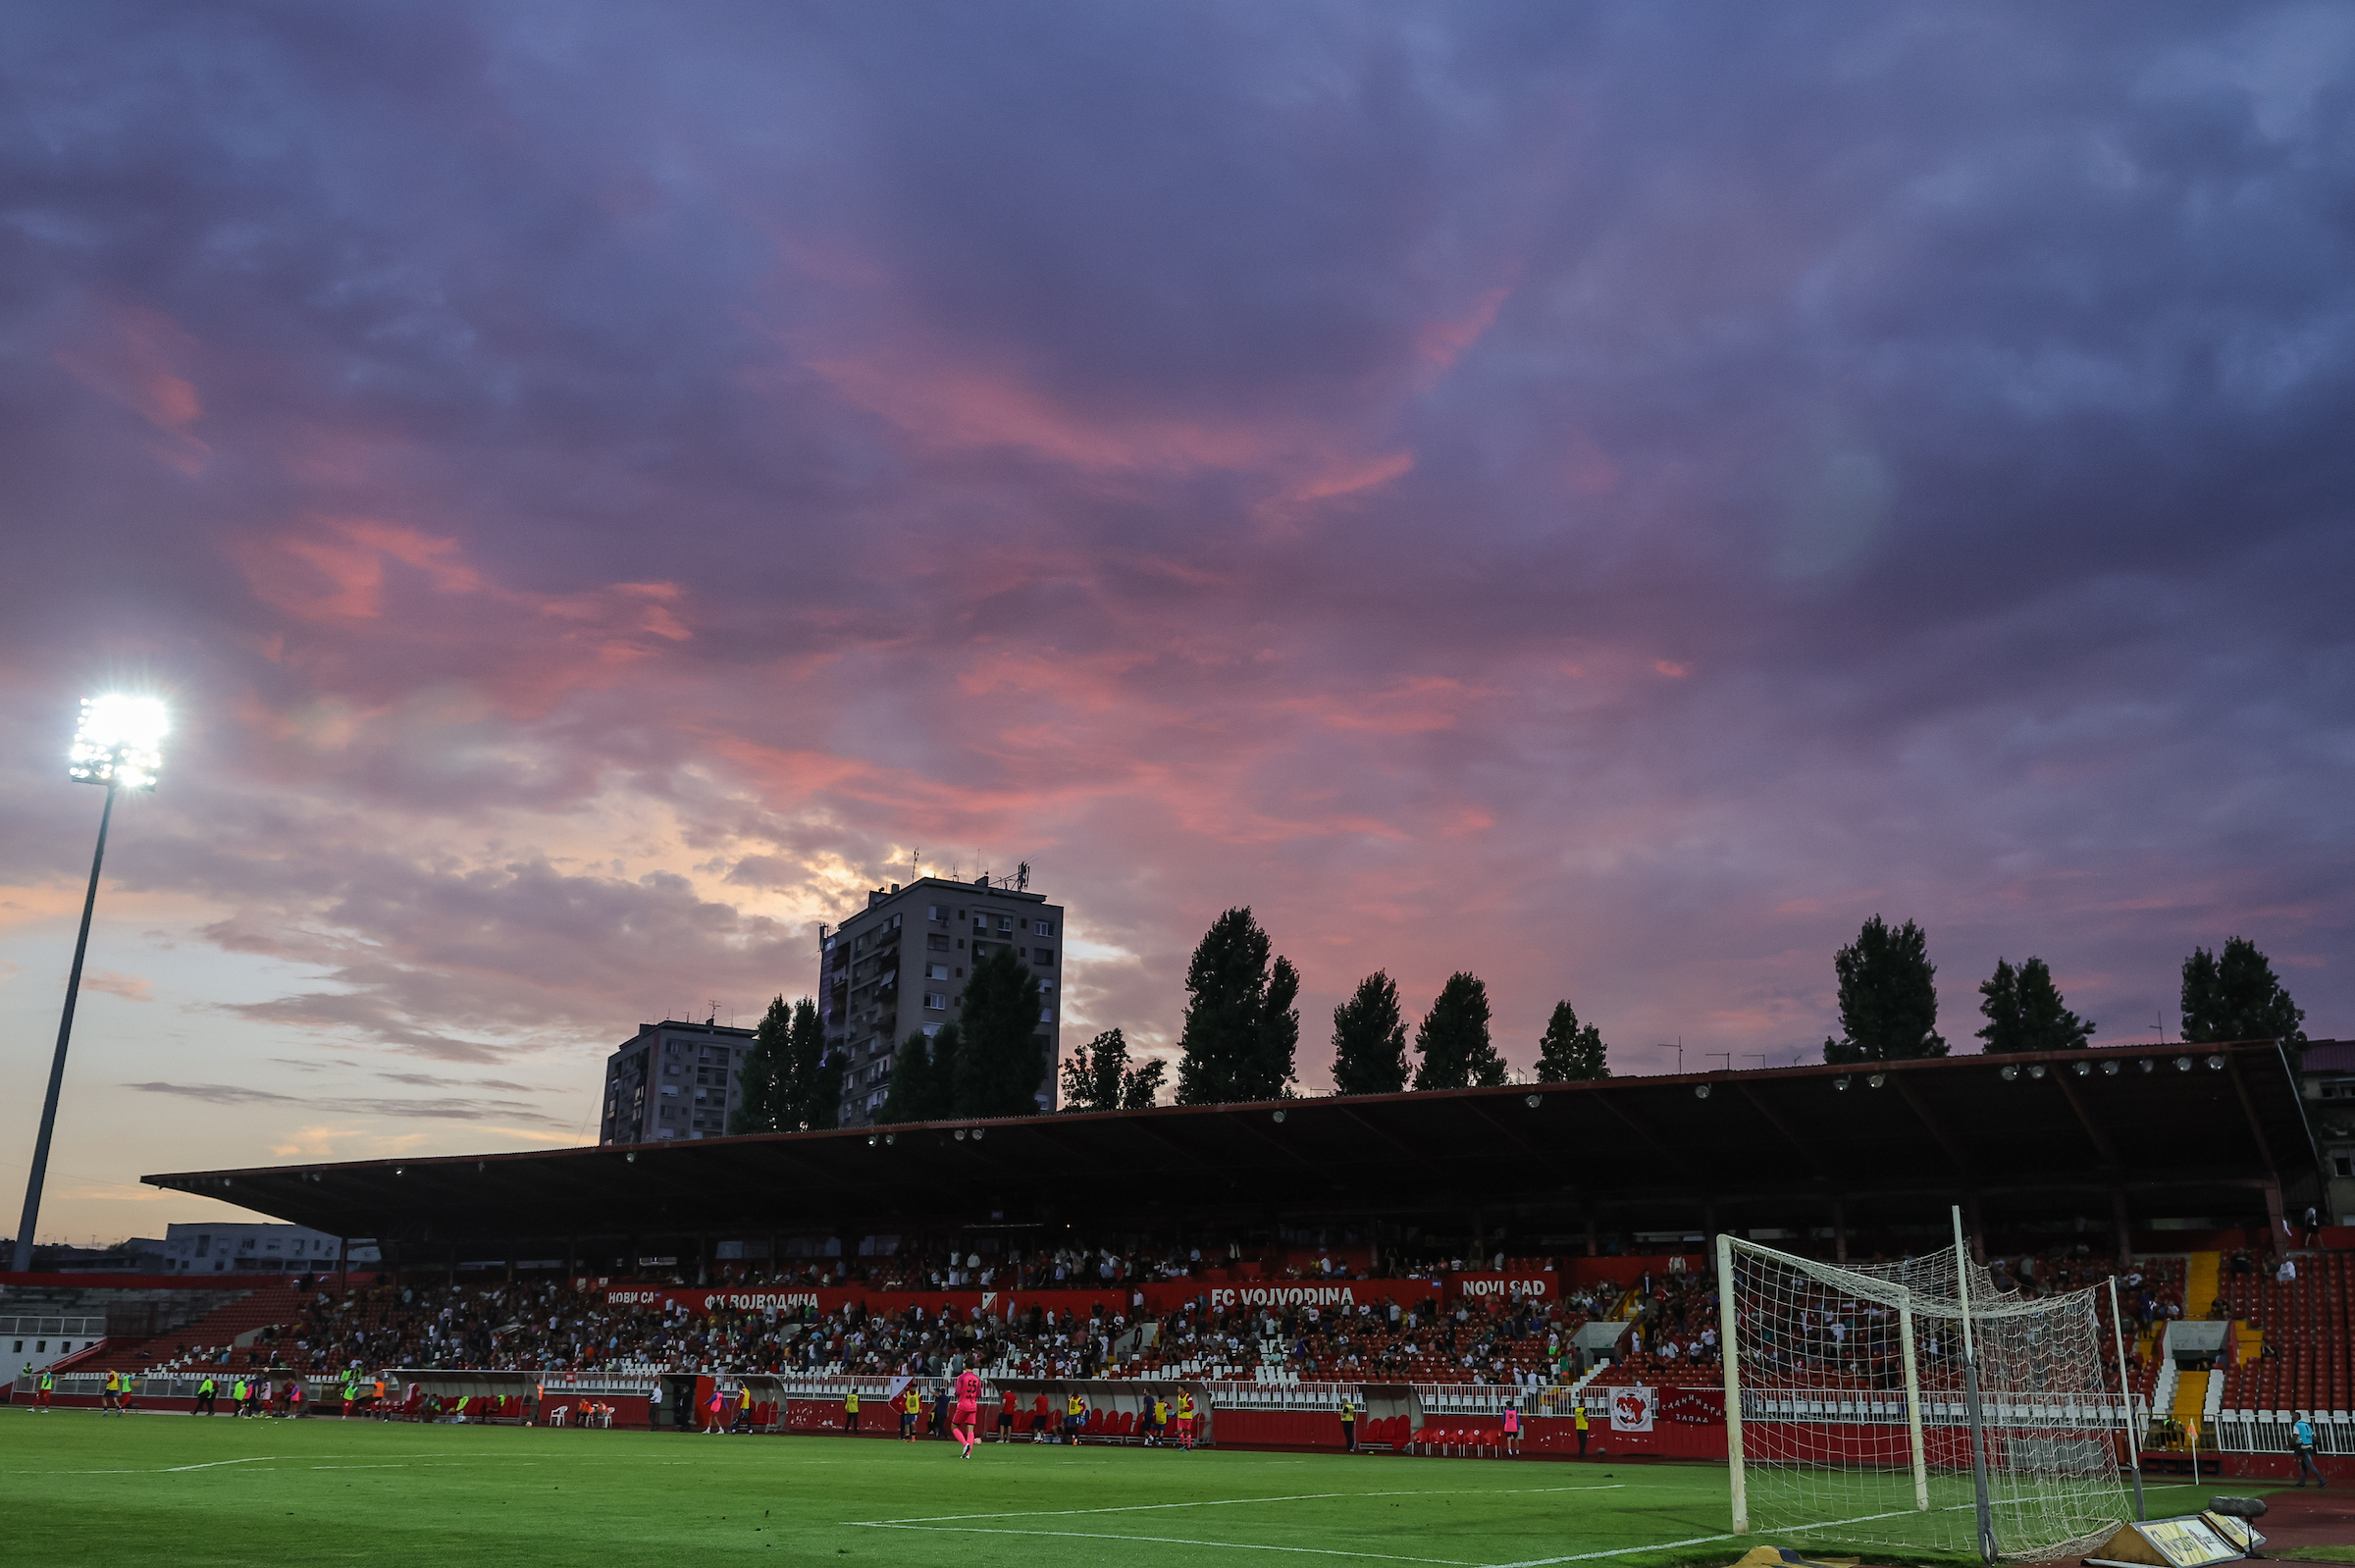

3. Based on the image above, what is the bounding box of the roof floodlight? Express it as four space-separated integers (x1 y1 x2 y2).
2000 1065 2018 1081
1694 1083 1711 1100
1867 1072 1886 1089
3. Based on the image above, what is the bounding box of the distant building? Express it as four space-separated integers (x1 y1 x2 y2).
826 875 1066 1127
158 1221 378 1274
599 1018 757 1144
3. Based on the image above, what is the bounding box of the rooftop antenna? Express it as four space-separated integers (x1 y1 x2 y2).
706 1000 720 1026
1016 861 1030 892
913 848 920 879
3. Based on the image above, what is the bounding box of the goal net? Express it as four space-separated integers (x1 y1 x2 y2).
1719 1233 2131 1562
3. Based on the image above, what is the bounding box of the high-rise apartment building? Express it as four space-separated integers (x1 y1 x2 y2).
599 1018 757 1144
824 875 1065 1127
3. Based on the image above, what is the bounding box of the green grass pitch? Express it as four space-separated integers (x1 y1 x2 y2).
0 1409 2219 1567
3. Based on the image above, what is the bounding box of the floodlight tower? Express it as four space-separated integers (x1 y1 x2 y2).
11 695 168 1274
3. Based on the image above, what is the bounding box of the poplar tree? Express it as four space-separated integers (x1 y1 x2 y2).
1977 957 2094 1054
1175 909 1300 1103
2181 937 2306 1048
1330 971 1409 1095
1822 915 1946 1064
1413 972 1507 1090
956 948 1047 1117
1535 1000 1609 1080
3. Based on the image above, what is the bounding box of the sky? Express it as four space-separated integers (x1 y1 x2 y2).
2 2 2351 1245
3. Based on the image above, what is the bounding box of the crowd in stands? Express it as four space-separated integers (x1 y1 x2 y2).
105 1243 2204 1401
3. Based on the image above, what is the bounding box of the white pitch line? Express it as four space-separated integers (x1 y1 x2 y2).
855 1485 1623 1526
1485 1506 1947 1568
168 1456 284 1473
855 1522 1479 1564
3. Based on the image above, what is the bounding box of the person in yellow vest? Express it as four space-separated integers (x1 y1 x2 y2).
1149 1393 1169 1446
901 1385 921 1440
1574 1396 1590 1458
195 1375 217 1416
36 1369 54 1412
735 1384 754 1433
103 1370 123 1415
231 1377 249 1417
1175 1390 1197 1450
1064 1389 1084 1444
844 1387 861 1434
1339 1395 1358 1452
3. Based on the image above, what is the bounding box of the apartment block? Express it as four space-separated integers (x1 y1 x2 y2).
824 875 1065 1127
599 1018 757 1144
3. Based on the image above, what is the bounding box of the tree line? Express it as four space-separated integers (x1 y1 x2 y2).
729 897 2312 1133
1818 915 2307 1062
1064 906 1615 1112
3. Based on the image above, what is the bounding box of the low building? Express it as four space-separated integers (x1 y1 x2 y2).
599 1018 757 1145
158 1222 378 1274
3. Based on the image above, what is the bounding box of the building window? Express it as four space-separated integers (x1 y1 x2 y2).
2337 1156 2353 1178
928 933 949 951
925 993 948 1011
1034 948 1054 965
928 905 946 921
998 915 1014 931
1033 919 1055 936
1039 1007 1054 1022
921 1023 941 1037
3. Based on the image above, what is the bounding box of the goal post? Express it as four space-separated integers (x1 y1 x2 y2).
1719 1229 2129 1562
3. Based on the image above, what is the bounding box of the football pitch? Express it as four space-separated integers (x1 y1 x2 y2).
0 1409 2215 1567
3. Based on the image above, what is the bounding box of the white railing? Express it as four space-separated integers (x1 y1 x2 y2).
2212 1409 2355 1455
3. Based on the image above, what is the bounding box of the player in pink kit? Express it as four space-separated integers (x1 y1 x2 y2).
952 1368 983 1458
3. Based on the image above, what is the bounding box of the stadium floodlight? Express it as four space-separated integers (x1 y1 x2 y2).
2000 1064 2018 1081
1271 1109 1286 1124
2174 1057 2192 1072
2072 1060 2091 1076
2029 1063 2047 1079
1525 1093 1542 1108
13 694 171 1274
1695 1083 1711 1100
1867 1072 1886 1089
2206 1055 2224 1071
68 694 168 789
1833 1075 1851 1091
971 1127 984 1141
2102 1060 2120 1075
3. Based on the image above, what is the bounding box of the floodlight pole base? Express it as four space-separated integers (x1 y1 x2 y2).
12 778 115 1275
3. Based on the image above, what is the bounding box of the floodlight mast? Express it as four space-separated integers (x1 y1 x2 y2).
11 696 167 1274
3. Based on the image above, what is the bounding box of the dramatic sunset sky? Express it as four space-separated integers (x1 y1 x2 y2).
3 4 2350 1242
